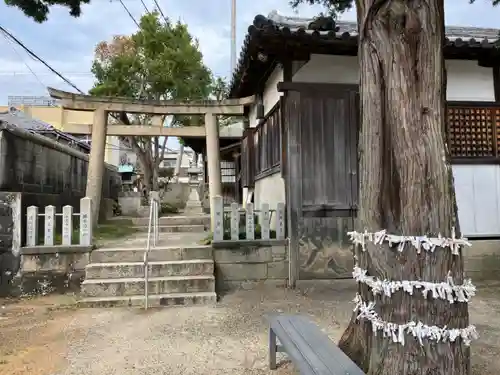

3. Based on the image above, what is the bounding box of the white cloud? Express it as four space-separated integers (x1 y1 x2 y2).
0 0 500 105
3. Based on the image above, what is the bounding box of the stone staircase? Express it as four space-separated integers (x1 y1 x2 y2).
78 243 216 307
112 215 210 234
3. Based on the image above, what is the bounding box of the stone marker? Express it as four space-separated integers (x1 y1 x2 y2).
26 206 38 247
246 203 254 240
62 205 73 246
213 195 224 241
276 203 285 240
230 202 239 240
261 203 270 240
44 205 55 246
80 197 92 246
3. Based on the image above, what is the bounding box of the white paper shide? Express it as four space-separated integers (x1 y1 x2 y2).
353 266 476 303
347 227 471 255
353 294 478 346
349 228 478 347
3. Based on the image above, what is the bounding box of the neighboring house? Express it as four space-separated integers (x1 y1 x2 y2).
0 107 91 153
0 97 121 167
228 10 500 280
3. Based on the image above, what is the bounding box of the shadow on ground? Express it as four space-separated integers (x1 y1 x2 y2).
0 280 499 375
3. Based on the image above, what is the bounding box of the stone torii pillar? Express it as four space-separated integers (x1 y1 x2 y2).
46 87 254 230
205 113 222 230
85 108 107 225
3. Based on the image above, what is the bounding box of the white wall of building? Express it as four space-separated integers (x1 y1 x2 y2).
250 53 499 236
104 136 121 167
453 165 500 237
248 67 284 128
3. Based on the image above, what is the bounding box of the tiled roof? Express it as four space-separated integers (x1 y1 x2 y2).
263 10 500 43
0 107 90 151
229 10 500 98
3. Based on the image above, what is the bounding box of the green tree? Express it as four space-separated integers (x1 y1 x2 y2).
90 12 211 193
210 76 241 127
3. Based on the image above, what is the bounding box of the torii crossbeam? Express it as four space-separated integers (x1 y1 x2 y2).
48 88 254 228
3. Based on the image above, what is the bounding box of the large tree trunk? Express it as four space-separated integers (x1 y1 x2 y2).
338 1 470 374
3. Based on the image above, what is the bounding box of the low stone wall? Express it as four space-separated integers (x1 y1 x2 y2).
464 239 500 281
212 240 288 291
16 245 92 295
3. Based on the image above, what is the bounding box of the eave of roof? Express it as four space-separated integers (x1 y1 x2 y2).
229 10 500 98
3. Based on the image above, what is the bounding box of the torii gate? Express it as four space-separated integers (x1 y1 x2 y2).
47 88 254 229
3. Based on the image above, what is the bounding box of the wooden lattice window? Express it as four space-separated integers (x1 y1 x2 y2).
447 106 496 158
495 108 500 154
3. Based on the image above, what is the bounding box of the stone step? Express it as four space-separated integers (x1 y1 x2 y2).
113 215 210 226
77 292 217 308
133 224 206 233
81 275 215 298
90 245 212 263
85 259 214 279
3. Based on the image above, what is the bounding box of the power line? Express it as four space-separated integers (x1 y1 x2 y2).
140 0 150 14
118 0 140 28
151 0 167 23
0 72 92 77
1 33 46 90
0 26 132 152
0 25 84 94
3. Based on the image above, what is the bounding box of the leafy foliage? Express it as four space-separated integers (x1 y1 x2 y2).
91 13 211 102
4 0 89 22
210 76 242 127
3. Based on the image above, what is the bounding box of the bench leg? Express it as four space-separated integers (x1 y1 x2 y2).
269 327 277 370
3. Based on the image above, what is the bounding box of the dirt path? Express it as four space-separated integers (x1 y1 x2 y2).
0 295 84 375
1 281 499 375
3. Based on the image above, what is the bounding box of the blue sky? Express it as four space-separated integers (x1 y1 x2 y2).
1 0 500 148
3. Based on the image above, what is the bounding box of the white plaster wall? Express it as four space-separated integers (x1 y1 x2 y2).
292 54 495 101
453 165 500 237
105 136 121 167
248 66 284 128
248 66 286 209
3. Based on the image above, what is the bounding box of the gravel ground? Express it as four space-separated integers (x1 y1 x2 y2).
1 280 500 375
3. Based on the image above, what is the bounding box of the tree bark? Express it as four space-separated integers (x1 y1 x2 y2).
338 1 470 374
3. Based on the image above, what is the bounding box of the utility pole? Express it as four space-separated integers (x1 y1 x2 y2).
230 0 236 74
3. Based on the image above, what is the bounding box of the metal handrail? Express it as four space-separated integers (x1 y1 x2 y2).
143 196 159 310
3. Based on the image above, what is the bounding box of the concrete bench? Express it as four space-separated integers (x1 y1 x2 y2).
267 314 366 375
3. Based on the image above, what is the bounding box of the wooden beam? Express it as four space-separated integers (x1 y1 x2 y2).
493 66 500 102
48 87 254 115
63 124 207 136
